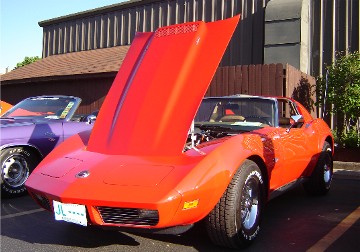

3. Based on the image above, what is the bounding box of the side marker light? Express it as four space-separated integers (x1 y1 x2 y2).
183 199 199 210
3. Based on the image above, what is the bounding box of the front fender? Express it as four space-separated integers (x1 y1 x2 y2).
169 133 266 225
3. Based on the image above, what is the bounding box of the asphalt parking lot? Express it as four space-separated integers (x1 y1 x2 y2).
1 167 359 252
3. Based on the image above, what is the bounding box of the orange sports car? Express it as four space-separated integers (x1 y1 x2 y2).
26 15 334 249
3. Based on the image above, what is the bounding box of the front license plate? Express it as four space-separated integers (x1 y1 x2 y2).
53 200 87 226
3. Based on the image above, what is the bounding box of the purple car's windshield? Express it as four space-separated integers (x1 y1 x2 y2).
2 97 77 119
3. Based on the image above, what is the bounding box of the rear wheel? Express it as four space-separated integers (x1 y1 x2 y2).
1 147 41 198
206 160 265 249
303 142 333 195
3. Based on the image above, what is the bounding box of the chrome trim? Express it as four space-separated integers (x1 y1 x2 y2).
76 170 90 178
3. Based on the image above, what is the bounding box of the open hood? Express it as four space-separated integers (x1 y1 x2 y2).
88 15 240 155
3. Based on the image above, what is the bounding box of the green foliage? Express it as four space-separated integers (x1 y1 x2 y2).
343 127 360 148
14 56 40 69
334 127 360 148
316 51 360 139
327 51 360 118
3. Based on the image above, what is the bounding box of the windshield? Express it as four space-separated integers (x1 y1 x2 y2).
2 97 78 120
195 97 276 130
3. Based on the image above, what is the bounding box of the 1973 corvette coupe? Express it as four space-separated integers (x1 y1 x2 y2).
26 15 333 249
1 96 94 197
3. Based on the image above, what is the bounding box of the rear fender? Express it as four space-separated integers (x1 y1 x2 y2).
301 119 333 177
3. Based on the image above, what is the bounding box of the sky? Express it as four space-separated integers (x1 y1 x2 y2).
0 0 127 74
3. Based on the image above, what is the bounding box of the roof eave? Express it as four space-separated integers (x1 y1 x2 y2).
38 0 162 27
0 72 117 85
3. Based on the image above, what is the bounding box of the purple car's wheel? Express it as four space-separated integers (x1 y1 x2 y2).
1 147 40 198
206 160 265 249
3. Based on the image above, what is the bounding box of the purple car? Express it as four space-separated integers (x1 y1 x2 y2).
0 95 95 197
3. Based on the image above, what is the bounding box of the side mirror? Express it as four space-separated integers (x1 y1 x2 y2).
286 115 304 132
86 115 97 125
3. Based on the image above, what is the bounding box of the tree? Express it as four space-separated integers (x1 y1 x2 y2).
317 51 360 147
14 56 40 69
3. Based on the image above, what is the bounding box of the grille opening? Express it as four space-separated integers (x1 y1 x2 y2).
31 193 52 211
97 206 159 226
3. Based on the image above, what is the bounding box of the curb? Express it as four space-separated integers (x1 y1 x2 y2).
333 161 360 171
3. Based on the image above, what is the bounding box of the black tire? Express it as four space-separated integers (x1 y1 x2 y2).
206 160 265 249
303 142 333 196
1 147 41 198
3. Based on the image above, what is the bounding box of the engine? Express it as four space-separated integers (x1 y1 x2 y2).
184 127 231 151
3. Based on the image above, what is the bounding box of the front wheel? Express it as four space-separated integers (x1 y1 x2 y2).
1 147 41 198
206 160 265 249
303 142 333 196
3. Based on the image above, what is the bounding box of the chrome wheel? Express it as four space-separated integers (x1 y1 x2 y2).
2 154 29 188
241 177 259 230
206 160 264 249
324 163 331 183
303 142 333 196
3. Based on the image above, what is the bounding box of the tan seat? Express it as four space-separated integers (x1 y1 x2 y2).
219 115 245 122
279 117 290 127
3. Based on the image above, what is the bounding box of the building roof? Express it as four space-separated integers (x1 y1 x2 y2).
0 46 130 85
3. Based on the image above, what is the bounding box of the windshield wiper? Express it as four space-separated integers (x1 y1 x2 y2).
196 123 231 129
195 123 250 133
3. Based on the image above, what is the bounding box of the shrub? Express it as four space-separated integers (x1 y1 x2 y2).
316 51 360 143
333 127 360 148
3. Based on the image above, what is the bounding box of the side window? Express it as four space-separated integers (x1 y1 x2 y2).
278 99 299 127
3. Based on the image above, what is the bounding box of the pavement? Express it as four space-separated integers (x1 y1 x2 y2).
334 161 360 171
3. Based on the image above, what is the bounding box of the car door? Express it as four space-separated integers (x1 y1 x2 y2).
28 122 64 156
62 121 93 140
272 99 313 185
